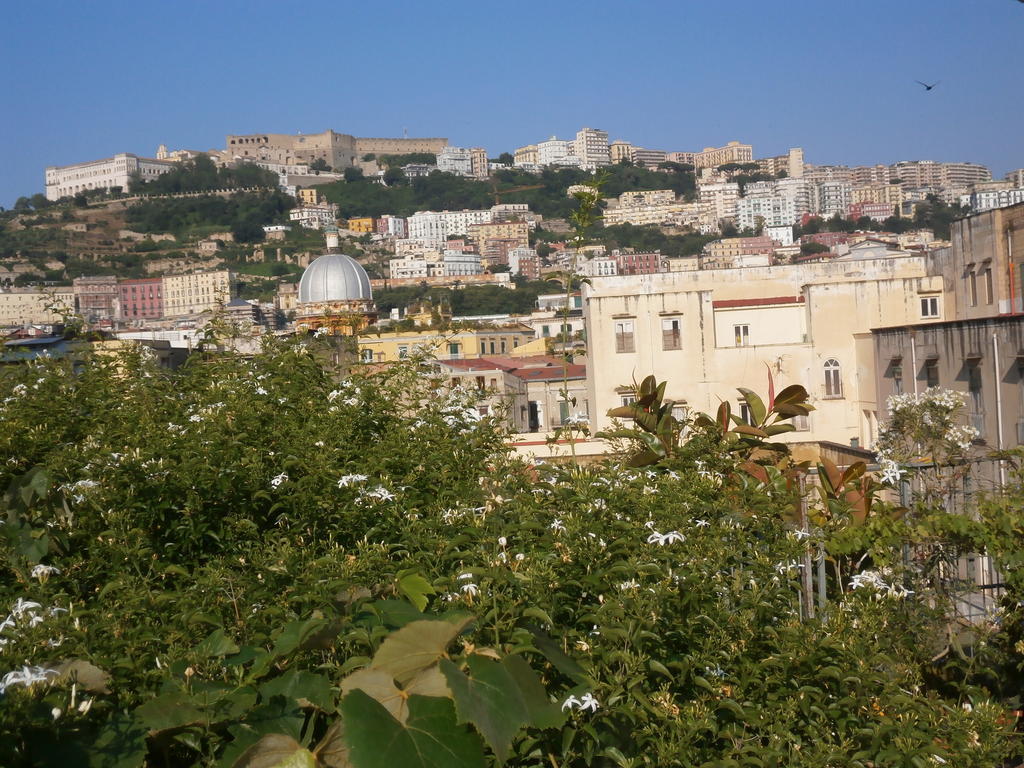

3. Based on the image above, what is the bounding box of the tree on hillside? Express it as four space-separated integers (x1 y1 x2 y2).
309 158 332 172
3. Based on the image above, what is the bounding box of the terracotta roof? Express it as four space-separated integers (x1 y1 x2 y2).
712 296 804 309
506 364 586 382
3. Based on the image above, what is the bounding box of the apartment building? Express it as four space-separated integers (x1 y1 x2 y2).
574 127 611 169
614 250 664 275
508 248 541 280
536 138 580 167
407 209 494 242
811 181 853 218
852 184 904 208
437 146 474 176
0 289 75 326
891 160 990 189
467 220 529 254
737 195 797 230
289 204 340 229
162 270 235 317
513 145 539 166
698 182 741 222
584 252 942 450
45 153 175 200
602 201 701 228
73 276 119 322
693 141 753 169
118 278 164 321
358 326 535 363
871 203 1024 460
849 202 896 222
375 215 408 238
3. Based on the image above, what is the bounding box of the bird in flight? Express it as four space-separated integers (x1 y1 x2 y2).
916 80 939 91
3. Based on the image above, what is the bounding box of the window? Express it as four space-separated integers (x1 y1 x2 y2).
968 360 984 428
615 320 635 353
823 358 843 398
397 345 409 359
477 405 489 417
984 266 994 305
541 325 550 337
734 324 750 347
448 343 460 357
920 296 939 318
475 376 486 392
892 365 903 395
662 317 681 350
968 270 978 306
925 360 940 388
559 400 570 424
793 413 810 431
360 349 373 363
620 395 636 407
739 402 754 425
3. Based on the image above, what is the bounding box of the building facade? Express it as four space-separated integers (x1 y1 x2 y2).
45 153 175 200
162 271 235 318
118 278 164 321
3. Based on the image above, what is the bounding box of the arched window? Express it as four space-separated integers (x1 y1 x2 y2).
824 359 843 399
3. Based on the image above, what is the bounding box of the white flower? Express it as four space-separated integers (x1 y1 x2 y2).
694 519 709 528
549 519 566 533
188 414 202 423
618 580 640 591
337 474 368 488
255 387 268 395
647 530 684 546
460 583 479 597
497 536 507 548
878 458 905 486
10 598 41 618
30 565 60 582
562 692 600 713
792 529 810 540
0 665 58 695
457 572 474 581
270 473 288 489
363 486 395 502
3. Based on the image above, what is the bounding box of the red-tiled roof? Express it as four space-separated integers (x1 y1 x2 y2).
506 364 586 382
712 296 804 309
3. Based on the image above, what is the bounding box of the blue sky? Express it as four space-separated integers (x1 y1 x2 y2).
2 0 1022 207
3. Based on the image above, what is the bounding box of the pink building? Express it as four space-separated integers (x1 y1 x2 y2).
375 215 408 238
800 232 850 248
118 278 164 320
849 202 896 222
614 250 664 275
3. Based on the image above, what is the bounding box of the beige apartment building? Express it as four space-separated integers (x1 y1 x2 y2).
851 184 904 208
693 141 753 169
467 221 529 251
0 289 76 326
162 270 235 318
583 252 943 450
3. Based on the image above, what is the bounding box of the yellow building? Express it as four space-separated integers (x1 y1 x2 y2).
584 252 944 451
467 221 529 249
358 325 535 364
162 270 234 318
346 217 376 233
297 188 324 205
0 289 75 326
851 184 904 207
514 145 539 166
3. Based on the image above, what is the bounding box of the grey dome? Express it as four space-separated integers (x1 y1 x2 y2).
298 253 372 303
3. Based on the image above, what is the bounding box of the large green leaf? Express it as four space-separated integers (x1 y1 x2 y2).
135 691 205 735
737 388 766 426
54 659 111 694
370 617 473 685
397 572 436 612
197 628 241 658
340 690 485 768
231 734 317 768
260 670 336 712
440 654 564 763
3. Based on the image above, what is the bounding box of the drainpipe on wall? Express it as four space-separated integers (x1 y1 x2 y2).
910 332 919 396
993 331 1006 488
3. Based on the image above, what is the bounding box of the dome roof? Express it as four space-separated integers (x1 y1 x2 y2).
298 252 372 304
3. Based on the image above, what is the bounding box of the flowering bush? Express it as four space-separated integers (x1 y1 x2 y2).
0 342 1017 766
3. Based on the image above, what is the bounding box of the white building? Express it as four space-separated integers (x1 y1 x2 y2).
289 204 340 229
45 153 176 200
443 250 483 276
960 188 1024 212
775 178 812 218
537 138 580 167
764 225 794 247
578 256 618 277
737 195 797 230
406 209 494 242
574 127 611 169
377 215 408 238
698 182 741 223
437 147 474 177
812 181 853 218
162 270 235 318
